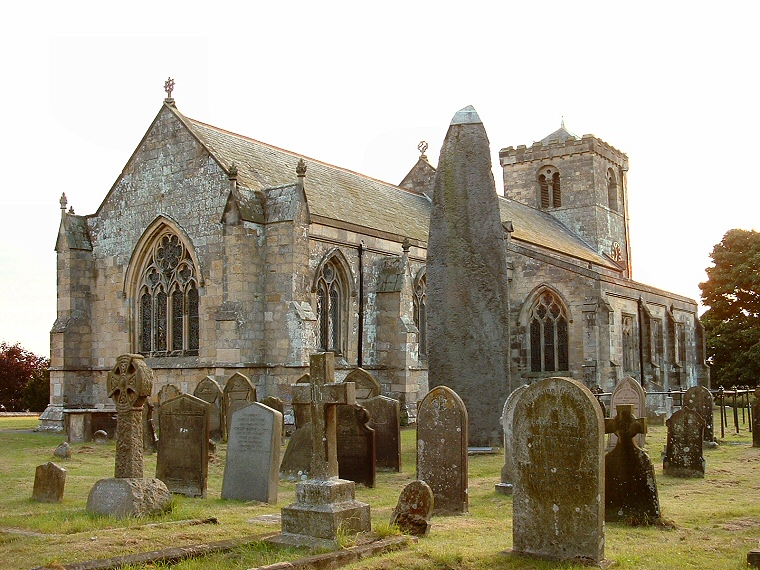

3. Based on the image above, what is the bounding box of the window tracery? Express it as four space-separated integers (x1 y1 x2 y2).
528 290 569 372
315 258 346 355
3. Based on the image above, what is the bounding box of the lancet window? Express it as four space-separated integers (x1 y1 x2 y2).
315 258 346 355
529 290 569 372
138 232 199 356
413 273 427 358
622 314 637 374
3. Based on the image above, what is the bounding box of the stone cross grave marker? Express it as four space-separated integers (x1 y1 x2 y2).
224 372 257 440
280 352 371 545
364 395 401 472
511 377 607 566
156 394 211 497
222 402 282 503
417 385 468 514
604 404 660 524
33 462 66 503
337 403 376 487
495 384 527 495
608 376 646 449
684 385 716 444
663 407 706 478
194 376 226 441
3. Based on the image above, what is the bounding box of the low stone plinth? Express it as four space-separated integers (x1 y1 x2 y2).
87 477 172 518
494 482 513 495
281 479 370 543
748 549 760 568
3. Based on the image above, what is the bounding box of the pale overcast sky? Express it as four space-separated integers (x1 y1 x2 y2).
1 2 758 358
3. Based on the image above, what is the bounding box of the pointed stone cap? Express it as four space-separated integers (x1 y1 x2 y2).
451 105 482 125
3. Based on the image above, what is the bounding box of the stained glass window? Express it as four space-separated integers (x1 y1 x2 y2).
529 291 569 373
315 258 345 355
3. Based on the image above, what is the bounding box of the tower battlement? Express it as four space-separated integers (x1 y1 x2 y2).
499 134 628 170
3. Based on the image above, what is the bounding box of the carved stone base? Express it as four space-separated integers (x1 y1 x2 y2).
86 478 172 518
281 478 371 542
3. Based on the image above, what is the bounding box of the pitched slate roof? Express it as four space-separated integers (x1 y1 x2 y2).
539 120 580 144
176 108 432 244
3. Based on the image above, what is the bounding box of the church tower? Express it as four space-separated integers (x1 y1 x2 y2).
499 122 631 277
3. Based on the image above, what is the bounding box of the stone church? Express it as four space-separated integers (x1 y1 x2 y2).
43 85 708 431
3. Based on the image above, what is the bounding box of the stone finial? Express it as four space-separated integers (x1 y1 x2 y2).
402 237 411 253
164 77 175 105
296 159 307 178
228 162 238 179
59 193 67 212
417 141 428 160
68 207 75 215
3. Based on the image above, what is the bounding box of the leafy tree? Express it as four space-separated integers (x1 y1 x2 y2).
699 229 760 388
0 343 50 411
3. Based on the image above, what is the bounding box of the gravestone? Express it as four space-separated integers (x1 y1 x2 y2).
511 377 607 566
427 105 511 447
262 396 286 437
224 372 257 439
644 381 670 425
416 385 468 514
608 376 646 448
194 376 226 441
364 395 402 472
54 441 71 460
390 480 434 537
32 462 66 503
604 404 661 524
684 385 716 444
156 394 211 497
344 368 381 401
222 402 282 503
280 422 313 480
142 400 157 453
279 353 371 546
337 403 376 487
495 384 527 495
753 392 760 448
156 384 181 436
663 407 706 478
87 354 171 517
293 374 311 429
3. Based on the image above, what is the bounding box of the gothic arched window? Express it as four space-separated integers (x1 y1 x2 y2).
538 166 561 209
529 291 569 372
138 232 199 356
315 258 346 355
413 272 427 358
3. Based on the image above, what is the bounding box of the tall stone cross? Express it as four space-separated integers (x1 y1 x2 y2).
605 404 647 447
107 354 154 478
292 352 356 480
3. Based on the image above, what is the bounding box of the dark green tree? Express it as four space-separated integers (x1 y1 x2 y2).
699 229 760 388
0 343 50 411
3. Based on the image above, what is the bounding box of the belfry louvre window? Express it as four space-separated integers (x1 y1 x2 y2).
538 167 561 209
138 232 199 356
529 291 569 372
316 259 344 354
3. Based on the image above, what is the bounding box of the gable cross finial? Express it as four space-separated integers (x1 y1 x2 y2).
164 77 175 103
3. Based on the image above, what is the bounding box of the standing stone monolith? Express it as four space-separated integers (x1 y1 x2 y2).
663 407 706 478
427 105 511 447
684 385 717 445
608 376 646 449
495 384 527 495
511 377 607 566
417 385 468 515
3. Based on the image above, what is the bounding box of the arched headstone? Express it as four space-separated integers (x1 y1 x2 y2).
223 372 257 439
495 384 527 495
344 368 381 401
194 376 225 441
608 376 646 448
684 385 716 443
364 395 401 472
663 407 706 478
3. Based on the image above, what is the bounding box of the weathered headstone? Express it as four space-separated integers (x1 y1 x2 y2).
280 421 313 480
416 385 468 514
604 404 661 524
156 383 181 435
279 353 371 546
262 396 286 437
222 402 282 503
156 394 211 497
194 376 226 441
344 368 381 401
608 376 646 448
337 404 376 487
364 395 401 472
87 354 171 517
142 400 157 453
511 377 607 566
223 372 257 440
495 384 527 495
644 381 670 425
54 441 71 460
427 105 511 447
684 385 716 445
93 429 108 443
390 480 434 537
293 374 311 430
663 407 706 478
33 462 66 503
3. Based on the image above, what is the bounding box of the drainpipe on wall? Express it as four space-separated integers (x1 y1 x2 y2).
357 241 366 368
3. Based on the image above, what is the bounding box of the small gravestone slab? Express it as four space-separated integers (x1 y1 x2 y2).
496 385 527 495
87 478 172 517
684 385 716 444
608 376 646 448
261 396 285 437
194 376 226 441
416 385 468 514
753 393 760 448
511 377 607 566
337 404 376 487
222 402 282 503
156 394 211 497
344 368 381 401
663 407 706 478
93 430 108 443
280 422 313 480
33 462 66 503
749 549 760 568
604 404 661 524
364 395 401 472
390 480 434 537
223 372 257 440
54 441 71 460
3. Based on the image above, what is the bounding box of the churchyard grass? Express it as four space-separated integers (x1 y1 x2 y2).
1 414 758 569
